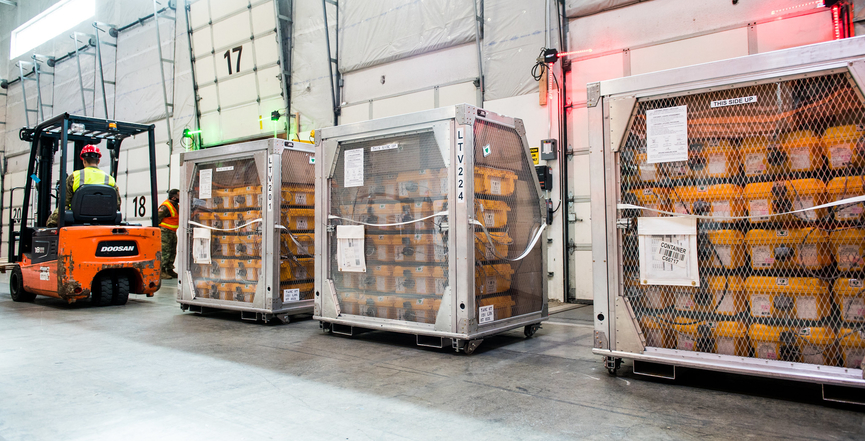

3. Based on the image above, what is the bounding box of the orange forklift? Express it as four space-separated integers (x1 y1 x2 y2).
6 113 162 305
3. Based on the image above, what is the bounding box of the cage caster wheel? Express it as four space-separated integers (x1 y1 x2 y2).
462 339 483 355
321 321 332 334
605 356 622 376
524 324 541 338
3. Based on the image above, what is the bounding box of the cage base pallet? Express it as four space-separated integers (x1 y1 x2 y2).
315 312 546 354
594 347 865 403
179 299 313 324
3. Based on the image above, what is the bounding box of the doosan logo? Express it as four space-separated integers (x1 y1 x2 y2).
100 245 135 253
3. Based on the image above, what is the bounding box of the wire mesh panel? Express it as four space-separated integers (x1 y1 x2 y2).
328 131 449 324
473 120 544 323
619 72 865 369
187 157 263 303
280 147 316 303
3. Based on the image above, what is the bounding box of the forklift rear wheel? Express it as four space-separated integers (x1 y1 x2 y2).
111 275 130 305
9 266 36 302
91 274 114 306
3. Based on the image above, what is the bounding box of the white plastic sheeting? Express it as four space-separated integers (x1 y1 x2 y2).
339 0 476 73
115 15 174 124
565 0 649 18
483 0 561 101
290 0 337 131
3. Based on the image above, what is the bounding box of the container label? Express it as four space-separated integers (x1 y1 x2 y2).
707 153 726 175
456 127 466 203
646 105 688 164
294 193 307 205
370 143 399 152
395 276 408 293
802 344 825 365
490 177 502 195
792 197 817 221
673 201 690 215
485 276 498 294
710 95 757 108
645 329 663 347
216 166 234 172
675 292 695 311
199 169 213 199
344 148 364 188
796 296 820 320
295 217 308 230
829 144 853 168
479 305 495 324
752 246 774 268
483 211 496 228
283 288 300 302
639 163 657 181
789 147 810 171
844 348 865 369
644 286 665 309
850 279 863 288
712 200 731 218
715 291 735 314
776 277 789 286
667 162 689 178
744 153 766 175
751 294 772 317
394 245 405 262
267 156 274 212
716 337 736 356
757 342 778 360
415 278 429 295
836 202 864 220
655 241 688 268
799 244 819 267
749 199 770 220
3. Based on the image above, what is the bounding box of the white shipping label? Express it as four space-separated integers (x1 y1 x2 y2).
799 244 819 267
716 337 736 356
283 288 300 302
39 267 50 281
376 277 387 292
837 203 864 220
418 180 430 197
677 333 695 351
667 162 689 178
713 244 732 268
643 234 694 282
789 147 811 171
479 305 495 324
398 182 411 197
485 276 498 294
712 201 732 218
215 166 234 172
710 95 757 108
752 246 774 268
796 296 820 320
757 342 779 360
751 294 772 317
296 217 309 230
370 143 399 152
830 144 854 168
394 245 405 262
639 163 657 181
395 277 408 293
673 201 690 215
483 211 496 228
646 105 688 164
707 153 727 175
655 241 688 268
842 297 865 321
192 228 212 264
490 177 502 195
749 199 770 219
336 225 366 272
715 291 735 313
744 153 766 175
343 149 365 188
802 345 825 365
199 169 213 199
838 245 863 270
294 193 307 205
793 197 817 221
415 278 430 295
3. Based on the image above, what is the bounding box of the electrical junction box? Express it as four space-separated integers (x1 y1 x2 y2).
541 139 557 160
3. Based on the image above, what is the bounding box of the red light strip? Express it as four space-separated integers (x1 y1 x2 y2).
556 49 593 58
832 5 841 39
770 0 823 15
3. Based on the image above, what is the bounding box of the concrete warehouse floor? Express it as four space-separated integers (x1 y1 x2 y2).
0 279 863 440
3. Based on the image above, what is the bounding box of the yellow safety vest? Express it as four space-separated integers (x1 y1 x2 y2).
72 167 116 191
159 200 179 231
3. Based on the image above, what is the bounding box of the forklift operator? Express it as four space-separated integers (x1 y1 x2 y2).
46 145 121 227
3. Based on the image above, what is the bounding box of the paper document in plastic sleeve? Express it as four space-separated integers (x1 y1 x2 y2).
344 149 364 188
637 217 699 286
646 105 688 164
192 227 212 264
199 169 213 199
337 225 366 272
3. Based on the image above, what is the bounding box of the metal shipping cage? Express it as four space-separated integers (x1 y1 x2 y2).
177 139 316 323
589 37 865 399
314 105 548 353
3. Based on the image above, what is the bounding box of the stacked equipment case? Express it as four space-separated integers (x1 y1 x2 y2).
590 37 865 400
314 105 547 353
177 139 315 323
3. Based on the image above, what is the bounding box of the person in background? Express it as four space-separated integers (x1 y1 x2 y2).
158 189 180 279
46 144 120 227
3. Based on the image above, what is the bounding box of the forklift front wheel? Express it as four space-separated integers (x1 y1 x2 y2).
9 266 36 302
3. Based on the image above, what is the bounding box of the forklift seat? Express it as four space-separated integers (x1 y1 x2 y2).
63 184 122 226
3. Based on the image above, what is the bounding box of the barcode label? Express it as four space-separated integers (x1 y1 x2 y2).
655 241 688 268
479 305 494 324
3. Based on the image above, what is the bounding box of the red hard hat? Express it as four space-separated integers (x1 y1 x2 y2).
80 144 101 159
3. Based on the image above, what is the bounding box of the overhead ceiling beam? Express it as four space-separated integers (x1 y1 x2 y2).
0 0 17 6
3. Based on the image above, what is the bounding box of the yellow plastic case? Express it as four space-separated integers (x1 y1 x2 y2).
475 263 514 295
228 185 262 210
708 276 746 316
474 166 518 196
640 314 674 349
699 139 741 178
634 153 661 183
834 278 865 323
744 228 831 271
629 188 669 217
822 124 865 170
672 317 710 352
206 188 234 210
749 324 792 360
781 130 823 172
744 179 826 223
826 177 865 222
838 328 865 368
282 208 314 230
798 327 836 366
397 169 446 198
280 258 313 282
282 184 315 206
672 184 745 221
714 321 749 357
746 276 830 320
479 295 516 320
282 232 315 257
475 231 512 261
706 230 746 269
741 136 784 177
475 199 511 229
